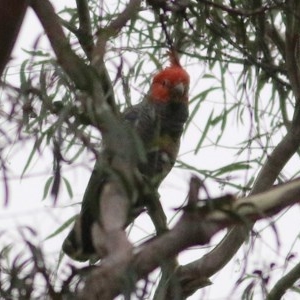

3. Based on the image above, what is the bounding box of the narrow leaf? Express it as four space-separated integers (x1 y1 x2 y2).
195 110 214 154
44 215 77 241
43 177 54 200
63 177 73 199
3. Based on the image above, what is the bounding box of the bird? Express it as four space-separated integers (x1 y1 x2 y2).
62 51 190 261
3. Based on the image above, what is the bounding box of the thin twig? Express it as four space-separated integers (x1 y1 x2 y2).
92 0 141 65
31 0 95 91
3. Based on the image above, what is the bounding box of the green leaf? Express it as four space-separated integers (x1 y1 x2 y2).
195 110 214 154
44 215 77 241
134 59 144 80
148 52 161 69
22 48 50 57
19 59 29 89
185 86 219 132
176 160 250 191
21 137 43 178
213 162 250 177
202 74 215 79
63 177 73 199
43 177 54 200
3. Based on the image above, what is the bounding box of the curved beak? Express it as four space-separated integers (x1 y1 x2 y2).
173 82 185 96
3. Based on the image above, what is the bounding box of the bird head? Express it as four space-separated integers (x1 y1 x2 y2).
149 52 190 104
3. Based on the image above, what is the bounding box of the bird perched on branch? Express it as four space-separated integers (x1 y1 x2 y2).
62 51 190 261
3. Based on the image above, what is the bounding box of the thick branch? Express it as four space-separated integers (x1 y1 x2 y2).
0 0 28 77
135 179 300 277
76 0 92 33
177 109 300 295
31 0 141 269
172 3 300 296
80 178 300 298
174 14 300 287
285 1 300 102
267 261 300 300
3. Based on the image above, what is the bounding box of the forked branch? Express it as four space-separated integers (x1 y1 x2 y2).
79 178 300 299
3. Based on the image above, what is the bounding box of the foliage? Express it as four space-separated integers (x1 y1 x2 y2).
1 0 300 299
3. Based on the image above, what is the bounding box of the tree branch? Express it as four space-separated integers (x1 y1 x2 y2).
92 0 141 66
0 0 28 77
90 0 141 114
31 0 142 272
176 104 300 297
134 178 300 276
75 0 94 59
78 177 300 298
267 261 300 300
30 0 96 91
285 0 300 102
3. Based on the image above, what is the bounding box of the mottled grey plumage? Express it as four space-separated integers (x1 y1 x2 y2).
63 60 189 261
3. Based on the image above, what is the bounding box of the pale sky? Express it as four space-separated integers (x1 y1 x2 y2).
1 2 300 299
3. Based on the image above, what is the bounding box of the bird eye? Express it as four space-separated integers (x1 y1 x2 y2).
162 79 168 86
